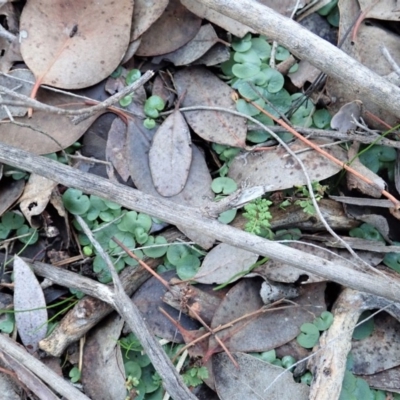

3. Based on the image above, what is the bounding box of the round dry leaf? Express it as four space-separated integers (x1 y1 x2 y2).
20 0 133 89
136 0 202 56
174 66 247 148
149 110 192 197
228 139 347 190
131 0 169 41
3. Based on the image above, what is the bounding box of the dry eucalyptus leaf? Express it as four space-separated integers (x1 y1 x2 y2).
0 179 24 217
229 139 347 190
0 89 102 154
180 0 255 37
19 174 57 227
0 69 34 120
20 0 133 89
149 110 192 197
152 24 221 66
81 314 126 400
130 0 169 41
359 0 400 20
126 118 215 248
193 243 258 284
208 279 326 354
105 118 130 182
192 42 230 66
213 352 309 400
13 256 47 353
174 66 247 148
330 100 362 132
136 0 201 57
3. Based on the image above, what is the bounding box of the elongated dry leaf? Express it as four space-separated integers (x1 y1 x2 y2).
174 66 247 148
127 118 215 248
194 243 258 284
213 352 309 400
131 0 168 41
20 0 133 89
149 110 192 197
13 256 47 353
152 24 221 66
229 138 347 190
82 314 126 400
0 89 102 154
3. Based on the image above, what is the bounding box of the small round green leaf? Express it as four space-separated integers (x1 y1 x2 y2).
124 361 142 379
167 245 191 266
63 188 90 215
251 37 271 61
176 254 201 280
263 68 284 93
231 39 252 52
353 311 374 340
218 208 237 224
144 118 156 129
142 236 168 258
313 109 331 129
119 94 133 107
17 225 38 244
232 63 260 79
236 98 263 117
297 322 320 348
313 311 334 331
275 45 290 61
2 211 24 230
126 69 141 85
383 252 400 273
211 177 237 195
233 48 261 66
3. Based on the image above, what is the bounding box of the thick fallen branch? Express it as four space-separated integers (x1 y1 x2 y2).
195 0 400 120
1 142 400 302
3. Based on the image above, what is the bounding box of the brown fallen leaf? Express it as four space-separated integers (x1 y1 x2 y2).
130 0 169 41
19 0 133 90
13 256 48 353
149 109 192 197
136 0 202 57
174 66 247 148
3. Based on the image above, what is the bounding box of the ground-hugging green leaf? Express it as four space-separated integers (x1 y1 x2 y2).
13 256 48 352
174 66 247 148
149 110 192 197
20 0 133 89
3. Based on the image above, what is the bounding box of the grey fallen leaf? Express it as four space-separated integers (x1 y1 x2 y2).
213 352 309 400
193 243 258 284
149 109 192 197
13 256 47 353
259 280 299 304
330 100 362 132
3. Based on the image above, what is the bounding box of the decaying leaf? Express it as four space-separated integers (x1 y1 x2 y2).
213 352 309 400
193 243 258 284
19 174 57 227
330 100 362 132
136 0 201 57
105 118 130 182
152 24 222 66
149 110 192 197
130 0 169 41
13 256 47 353
0 179 25 217
20 0 133 89
229 138 347 190
81 313 126 400
0 89 103 154
174 66 247 148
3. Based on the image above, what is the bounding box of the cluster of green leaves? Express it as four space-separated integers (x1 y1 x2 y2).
157 243 204 281
62 189 168 283
296 311 334 349
250 349 312 385
358 144 396 180
242 197 274 239
349 224 400 273
318 0 340 27
280 182 328 215
119 333 208 399
0 211 38 245
211 176 238 224
220 33 332 144
340 353 392 400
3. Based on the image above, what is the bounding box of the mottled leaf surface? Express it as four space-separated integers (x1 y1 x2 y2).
13 256 47 352
20 0 133 89
174 66 247 147
194 243 258 284
149 110 192 197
